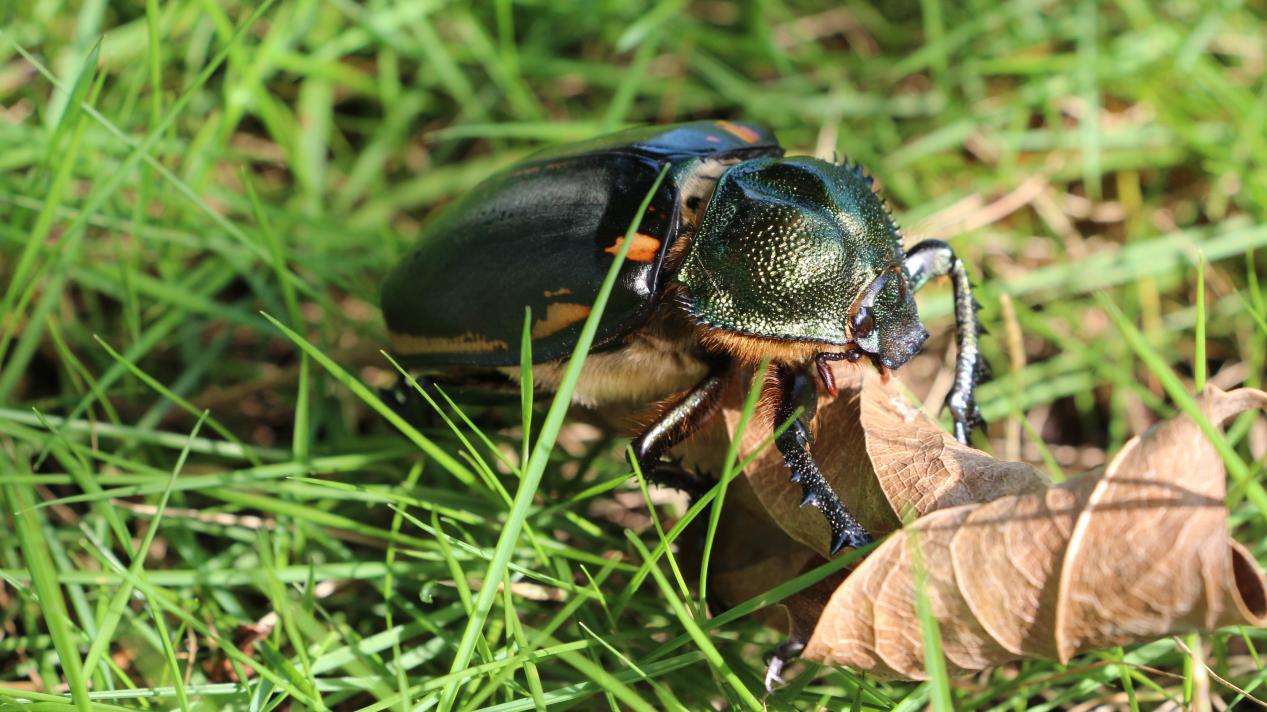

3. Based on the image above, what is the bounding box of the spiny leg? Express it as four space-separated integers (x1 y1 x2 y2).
904 239 987 444
773 363 870 555
631 367 727 497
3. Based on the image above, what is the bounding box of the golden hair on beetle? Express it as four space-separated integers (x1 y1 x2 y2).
695 326 838 366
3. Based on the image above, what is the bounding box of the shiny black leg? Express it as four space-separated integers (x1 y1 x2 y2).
904 239 987 444
773 364 870 555
813 349 863 396
631 368 727 496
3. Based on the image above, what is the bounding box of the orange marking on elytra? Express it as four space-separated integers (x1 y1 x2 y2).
715 120 760 144
603 232 661 262
531 303 591 339
390 331 508 355
544 288 572 297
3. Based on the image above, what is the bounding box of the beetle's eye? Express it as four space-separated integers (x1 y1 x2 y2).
851 309 875 339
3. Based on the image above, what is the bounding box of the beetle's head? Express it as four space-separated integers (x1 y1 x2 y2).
677 156 929 369
845 264 928 369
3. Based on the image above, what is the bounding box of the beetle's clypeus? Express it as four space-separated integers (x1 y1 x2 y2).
380 120 986 556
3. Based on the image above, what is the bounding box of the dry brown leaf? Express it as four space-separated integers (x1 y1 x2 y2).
679 363 1051 652
694 471 839 635
803 384 1267 679
686 365 1267 680
687 363 1047 558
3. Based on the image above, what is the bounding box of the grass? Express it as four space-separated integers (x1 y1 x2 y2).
2 0 1266 709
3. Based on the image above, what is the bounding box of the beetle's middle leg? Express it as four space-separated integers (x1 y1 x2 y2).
904 239 988 444
631 367 727 496
773 363 870 555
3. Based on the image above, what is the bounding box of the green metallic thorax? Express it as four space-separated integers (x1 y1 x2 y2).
676 156 908 346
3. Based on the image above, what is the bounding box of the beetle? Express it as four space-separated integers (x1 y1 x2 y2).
380 120 986 555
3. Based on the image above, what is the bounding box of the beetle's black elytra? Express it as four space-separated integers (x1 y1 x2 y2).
381 120 986 556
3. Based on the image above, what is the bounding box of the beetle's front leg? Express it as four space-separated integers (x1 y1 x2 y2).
631 366 728 497
773 363 870 555
904 239 987 444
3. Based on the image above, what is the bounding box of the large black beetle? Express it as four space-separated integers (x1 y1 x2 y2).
381 120 985 555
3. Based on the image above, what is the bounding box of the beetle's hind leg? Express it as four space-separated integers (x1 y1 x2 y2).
904 239 988 444
764 636 806 691
773 364 871 555
631 368 727 497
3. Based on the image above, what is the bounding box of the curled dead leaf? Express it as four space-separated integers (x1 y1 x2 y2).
688 363 1048 558
805 384 1267 678
686 364 1267 680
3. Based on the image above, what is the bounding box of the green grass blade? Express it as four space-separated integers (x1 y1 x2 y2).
5 468 93 710
261 313 477 486
698 359 768 602
626 532 763 710
81 412 208 684
907 525 954 711
520 307 534 471
1098 292 1267 519
435 164 671 711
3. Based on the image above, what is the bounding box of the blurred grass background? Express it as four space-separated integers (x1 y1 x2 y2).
2 0 1266 709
